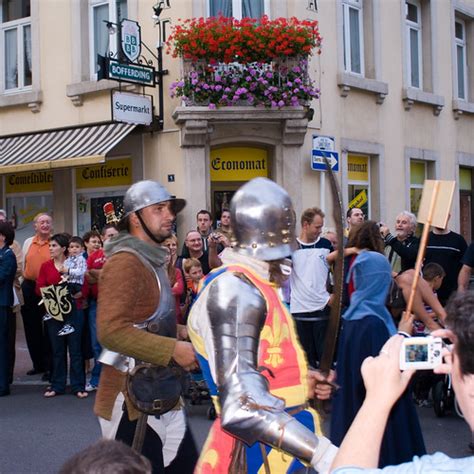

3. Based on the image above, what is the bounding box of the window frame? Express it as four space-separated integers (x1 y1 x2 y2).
1 14 32 93
404 147 439 212
88 0 125 81
207 0 270 20
405 0 423 89
342 0 365 76
409 159 427 214
347 153 371 219
454 18 468 100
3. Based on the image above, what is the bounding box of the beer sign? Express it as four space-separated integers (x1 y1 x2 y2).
121 19 141 62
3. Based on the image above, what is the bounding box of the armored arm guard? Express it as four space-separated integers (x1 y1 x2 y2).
208 272 327 464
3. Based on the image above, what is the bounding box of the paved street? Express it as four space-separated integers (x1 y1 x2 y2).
1 319 472 473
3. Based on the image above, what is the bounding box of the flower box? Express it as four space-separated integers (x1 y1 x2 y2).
167 16 322 109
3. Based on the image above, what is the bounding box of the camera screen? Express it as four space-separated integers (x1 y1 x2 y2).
405 343 428 363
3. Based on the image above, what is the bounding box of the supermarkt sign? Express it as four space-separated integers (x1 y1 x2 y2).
112 91 153 125
108 60 155 86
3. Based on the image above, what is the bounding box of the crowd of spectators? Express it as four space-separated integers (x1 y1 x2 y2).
1 199 473 472
0 211 118 398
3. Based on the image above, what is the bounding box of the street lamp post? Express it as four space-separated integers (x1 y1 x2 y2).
153 1 171 130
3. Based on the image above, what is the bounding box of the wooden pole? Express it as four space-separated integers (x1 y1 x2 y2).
405 181 440 315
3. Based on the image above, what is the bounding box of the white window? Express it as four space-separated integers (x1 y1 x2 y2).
455 19 467 101
1 0 31 92
88 0 127 79
342 0 364 75
208 0 268 19
405 0 422 89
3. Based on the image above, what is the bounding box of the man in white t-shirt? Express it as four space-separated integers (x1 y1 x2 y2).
290 207 333 368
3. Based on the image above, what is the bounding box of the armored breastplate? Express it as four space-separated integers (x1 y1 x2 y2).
113 247 177 338
98 247 177 373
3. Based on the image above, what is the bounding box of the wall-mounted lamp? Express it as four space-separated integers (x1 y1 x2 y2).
152 0 171 21
105 21 117 34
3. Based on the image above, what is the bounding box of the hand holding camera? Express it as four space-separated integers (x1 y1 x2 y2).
399 336 443 370
361 335 415 406
207 232 220 248
360 334 444 409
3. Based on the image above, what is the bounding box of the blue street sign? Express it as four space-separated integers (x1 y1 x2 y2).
311 150 339 172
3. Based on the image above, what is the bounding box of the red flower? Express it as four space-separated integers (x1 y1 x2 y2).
167 15 322 63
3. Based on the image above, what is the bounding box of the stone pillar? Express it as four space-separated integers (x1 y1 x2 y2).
279 117 308 218
281 145 303 220
180 145 210 235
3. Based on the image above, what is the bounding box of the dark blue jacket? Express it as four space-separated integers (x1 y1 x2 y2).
0 246 17 307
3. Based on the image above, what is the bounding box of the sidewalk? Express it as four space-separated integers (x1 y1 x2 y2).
12 312 49 386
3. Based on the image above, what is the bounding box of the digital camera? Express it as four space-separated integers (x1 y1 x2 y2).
399 336 443 370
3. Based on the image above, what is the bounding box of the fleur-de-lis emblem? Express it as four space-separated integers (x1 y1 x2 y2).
260 313 289 368
40 284 73 322
201 448 218 469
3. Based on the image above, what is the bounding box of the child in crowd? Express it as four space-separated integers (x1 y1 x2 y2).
57 236 87 336
182 258 203 324
413 263 445 336
412 262 446 407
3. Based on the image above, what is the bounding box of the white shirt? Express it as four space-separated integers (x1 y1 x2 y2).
290 237 332 314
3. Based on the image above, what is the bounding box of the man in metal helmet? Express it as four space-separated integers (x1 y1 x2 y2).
188 177 338 473
95 180 198 473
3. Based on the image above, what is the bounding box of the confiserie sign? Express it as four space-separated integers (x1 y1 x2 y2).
76 159 133 189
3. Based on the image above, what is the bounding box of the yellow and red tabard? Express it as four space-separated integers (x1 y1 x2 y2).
188 254 323 474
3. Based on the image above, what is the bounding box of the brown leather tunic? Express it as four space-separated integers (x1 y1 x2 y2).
94 252 176 420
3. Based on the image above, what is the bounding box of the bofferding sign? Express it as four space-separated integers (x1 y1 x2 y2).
112 91 153 125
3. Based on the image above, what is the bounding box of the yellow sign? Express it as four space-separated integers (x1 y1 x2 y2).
210 147 268 182
349 189 368 209
6 171 53 193
348 155 369 182
76 158 132 189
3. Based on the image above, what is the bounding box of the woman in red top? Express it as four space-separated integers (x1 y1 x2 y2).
36 233 87 398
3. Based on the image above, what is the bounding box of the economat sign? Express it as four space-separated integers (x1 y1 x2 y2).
210 147 269 182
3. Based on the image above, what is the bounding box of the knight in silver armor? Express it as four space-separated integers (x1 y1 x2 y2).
188 177 338 473
94 180 198 473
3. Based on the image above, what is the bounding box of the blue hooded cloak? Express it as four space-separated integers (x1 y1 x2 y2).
330 251 426 467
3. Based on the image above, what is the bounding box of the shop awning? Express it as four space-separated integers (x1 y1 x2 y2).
0 123 136 174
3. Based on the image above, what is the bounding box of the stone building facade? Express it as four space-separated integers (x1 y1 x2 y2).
0 0 473 242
